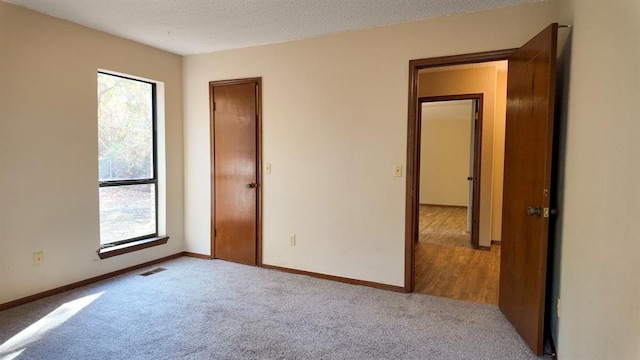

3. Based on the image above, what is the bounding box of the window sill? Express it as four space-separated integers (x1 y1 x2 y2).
98 236 169 259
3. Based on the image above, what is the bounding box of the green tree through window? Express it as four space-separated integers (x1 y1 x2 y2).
98 72 157 246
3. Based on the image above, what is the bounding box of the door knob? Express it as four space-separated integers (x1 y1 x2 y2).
527 206 542 216
246 183 257 189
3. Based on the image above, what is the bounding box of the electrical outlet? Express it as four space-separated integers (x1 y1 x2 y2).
33 251 44 266
289 234 296 246
393 164 403 177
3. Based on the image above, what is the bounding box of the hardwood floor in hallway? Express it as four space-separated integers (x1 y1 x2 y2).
419 205 472 249
416 205 500 305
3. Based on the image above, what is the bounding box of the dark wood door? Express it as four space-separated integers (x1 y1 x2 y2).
499 23 558 355
212 81 258 265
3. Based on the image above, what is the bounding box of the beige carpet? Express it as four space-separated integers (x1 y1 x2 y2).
0 257 550 360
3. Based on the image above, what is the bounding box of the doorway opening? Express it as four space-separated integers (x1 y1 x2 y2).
412 62 507 305
418 96 482 249
406 23 559 357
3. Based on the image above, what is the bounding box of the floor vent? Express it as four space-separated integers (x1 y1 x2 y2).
140 267 166 276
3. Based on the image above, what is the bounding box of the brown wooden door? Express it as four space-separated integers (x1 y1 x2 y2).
499 23 558 355
212 80 259 266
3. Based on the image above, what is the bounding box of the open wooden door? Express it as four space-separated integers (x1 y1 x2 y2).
499 23 558 355
211 79 261 266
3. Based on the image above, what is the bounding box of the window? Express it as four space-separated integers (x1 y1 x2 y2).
97 72 159 251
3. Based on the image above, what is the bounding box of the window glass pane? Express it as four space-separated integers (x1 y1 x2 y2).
99 184 156 244
98 73 153 181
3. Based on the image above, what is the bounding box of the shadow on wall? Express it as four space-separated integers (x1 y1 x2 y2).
547 29 573 349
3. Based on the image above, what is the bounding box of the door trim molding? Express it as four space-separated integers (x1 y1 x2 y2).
405 50 515 292
418 93 484 249
209 77 263 266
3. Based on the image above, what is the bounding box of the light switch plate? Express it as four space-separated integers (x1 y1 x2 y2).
393 164 402 177
265 163 272 174
33 251 44 266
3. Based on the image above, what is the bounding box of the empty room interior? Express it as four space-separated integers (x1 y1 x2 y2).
0 1 638 359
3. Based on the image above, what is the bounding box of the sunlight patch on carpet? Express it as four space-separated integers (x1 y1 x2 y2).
0 348 24 360
0 292 104 357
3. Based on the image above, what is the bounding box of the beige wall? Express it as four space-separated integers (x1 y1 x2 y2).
419 66 501 246
183 1 559 285
492 67 508 242
0 3 184 304
556 0 640 358
420 115 471 207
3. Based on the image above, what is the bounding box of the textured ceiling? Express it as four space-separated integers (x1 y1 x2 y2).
5 0 541 55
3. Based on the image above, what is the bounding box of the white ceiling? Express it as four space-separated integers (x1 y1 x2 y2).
5 0 540 55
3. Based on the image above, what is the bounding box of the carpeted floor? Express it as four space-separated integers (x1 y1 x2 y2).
0 257 551 360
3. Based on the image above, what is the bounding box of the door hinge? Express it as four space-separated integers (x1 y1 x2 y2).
213 102 216 111
214 228 217 237
543 207 550 218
